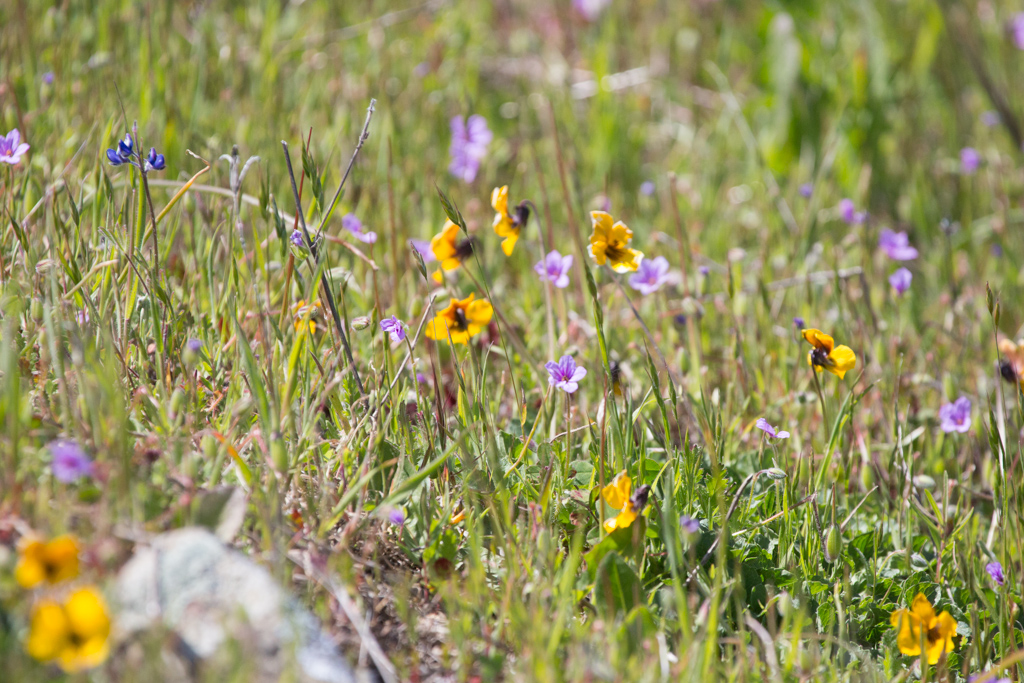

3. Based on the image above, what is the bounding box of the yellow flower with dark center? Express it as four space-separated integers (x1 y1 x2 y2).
601 471 649 533
431 219 476 277
998 337 1024 389
802 328 856 379
292 299 320 334
491 186 530 257
890 593 957 664
15 535 80 589
425 293 494 345
27 586 111 672
588 211 643 273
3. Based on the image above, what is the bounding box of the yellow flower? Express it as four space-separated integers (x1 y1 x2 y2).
802 328 856 379
890 593 957 665
15 535 80 589
491 186 529 257
292 299 320 334
431 219 476 274
27 586 111 672
425 293 494 345
998 337 1024 389
588 211 643 273
601 471 649 533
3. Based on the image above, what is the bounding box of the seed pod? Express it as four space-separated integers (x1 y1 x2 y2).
824 524 842 563
351 316 371 331
170 388 186 419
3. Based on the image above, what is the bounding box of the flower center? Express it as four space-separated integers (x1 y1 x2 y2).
454 237 476 262
810 347 831 368
604 241 630 263
451 307 469 332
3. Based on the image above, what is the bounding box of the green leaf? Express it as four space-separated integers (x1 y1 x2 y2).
593 551 643 621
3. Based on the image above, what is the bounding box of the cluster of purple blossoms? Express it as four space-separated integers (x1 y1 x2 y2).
49 440 93 483
448 115 492 183
546 355 587 394
342 213 377 244
755 418 790 440
628 256 670 295
838 198 866 225
878 228 919 261
380 315 406 344
106 133 165 172
534 250 573 289
0 129 30 165
939 396 971 433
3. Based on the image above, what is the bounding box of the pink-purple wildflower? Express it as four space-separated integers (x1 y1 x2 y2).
679 515 700 534
889 267 912 296
534 250 573 289
573 0 612 21
938 396 971 433
448 115 492 183
342 213 377 244
49 440 93 483
409 239 437 263
960 147 980 175
798 183 813 198
545 355 587 394
755 418 790 440
838 198 866 224
380 315 406 343
878 228 919 261
985 561 1005 586
628 256 670 295
0 129 30 165
1012 13 1024 50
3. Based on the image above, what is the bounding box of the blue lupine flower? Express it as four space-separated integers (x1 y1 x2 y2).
146 147 166 171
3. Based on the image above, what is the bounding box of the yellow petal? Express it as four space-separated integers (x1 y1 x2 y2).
891 608 923 656
590 211 613 239
425 314 450 340
801 328 834 353
602 471 631 510
64 588 111 641
609 249 643 273
924 611 957 664
501 233 518 256
910 593 937 623
42 535 80 584
609 220 633 245
466 300 493 327
27 601 69 662
825 345 857 379
431 269 444 284
491 186 508 214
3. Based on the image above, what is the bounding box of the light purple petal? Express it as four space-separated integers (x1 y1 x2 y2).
569 366 587 383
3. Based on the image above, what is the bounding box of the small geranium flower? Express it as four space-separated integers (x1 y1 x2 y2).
380 315 406 343
26 586 111 672
802 328 857 379
0 128 30 165
628 256 670 295
878 228 919 261
986 561 1005 586
448 115 492 183
49 440 93 483
939 396 971 433
388 508 406 526
15 535 80 588
490 186 530 256
588 210 643 273
425 293 493 345
889 267 912 296
960 147 980 175
890 593 957 665
755 418 790 440
601 471 650 533
838 198 866 224
342 213 377 244
545 355 587 394
534 250 573 289
430 220 476 280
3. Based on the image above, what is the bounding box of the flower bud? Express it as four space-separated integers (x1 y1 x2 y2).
824 524 842 563
351 316 371 331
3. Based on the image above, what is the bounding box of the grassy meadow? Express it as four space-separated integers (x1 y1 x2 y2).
2 0 1024 680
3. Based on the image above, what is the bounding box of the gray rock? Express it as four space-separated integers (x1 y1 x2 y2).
115 527 354 683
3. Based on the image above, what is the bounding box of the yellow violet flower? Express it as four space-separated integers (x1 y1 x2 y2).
588 211 643 273
15 535 80 589
802 328 856 379
292 299 320 334
430 219 476 281
601 471 650 533
890 593 957 665
425 293 494 345
27 586 111 672
491 186 530 257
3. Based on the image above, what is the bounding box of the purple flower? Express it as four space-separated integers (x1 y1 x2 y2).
573 0 612 21
628 256 670 295
992 243 1004 258
0 129 30 165
186 338 203 353
793 317 805 328
888 267 912 296
146 147 166 171
698 265 710 276
961 147 980 175
838 198 866 224
75 310 90 325
49 440 93 483
534 250 573 289
388 508 406 526
545 355 587 394
969 676 1011 683
878 228 919 261
42 71 55 85
409 239 437 263
106 133 134 166
448 114 492 183
985 561 1005 586
755 418 790 440
939 396 971 433
639 180 656 196
981 110 1000 127
1013 13 1024 50
342 213 377 244
798 183 813 198
290 229 305 248
679 515 700 534
380 315 406 344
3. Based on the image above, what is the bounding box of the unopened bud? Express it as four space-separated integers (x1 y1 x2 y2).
824 524 842 563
